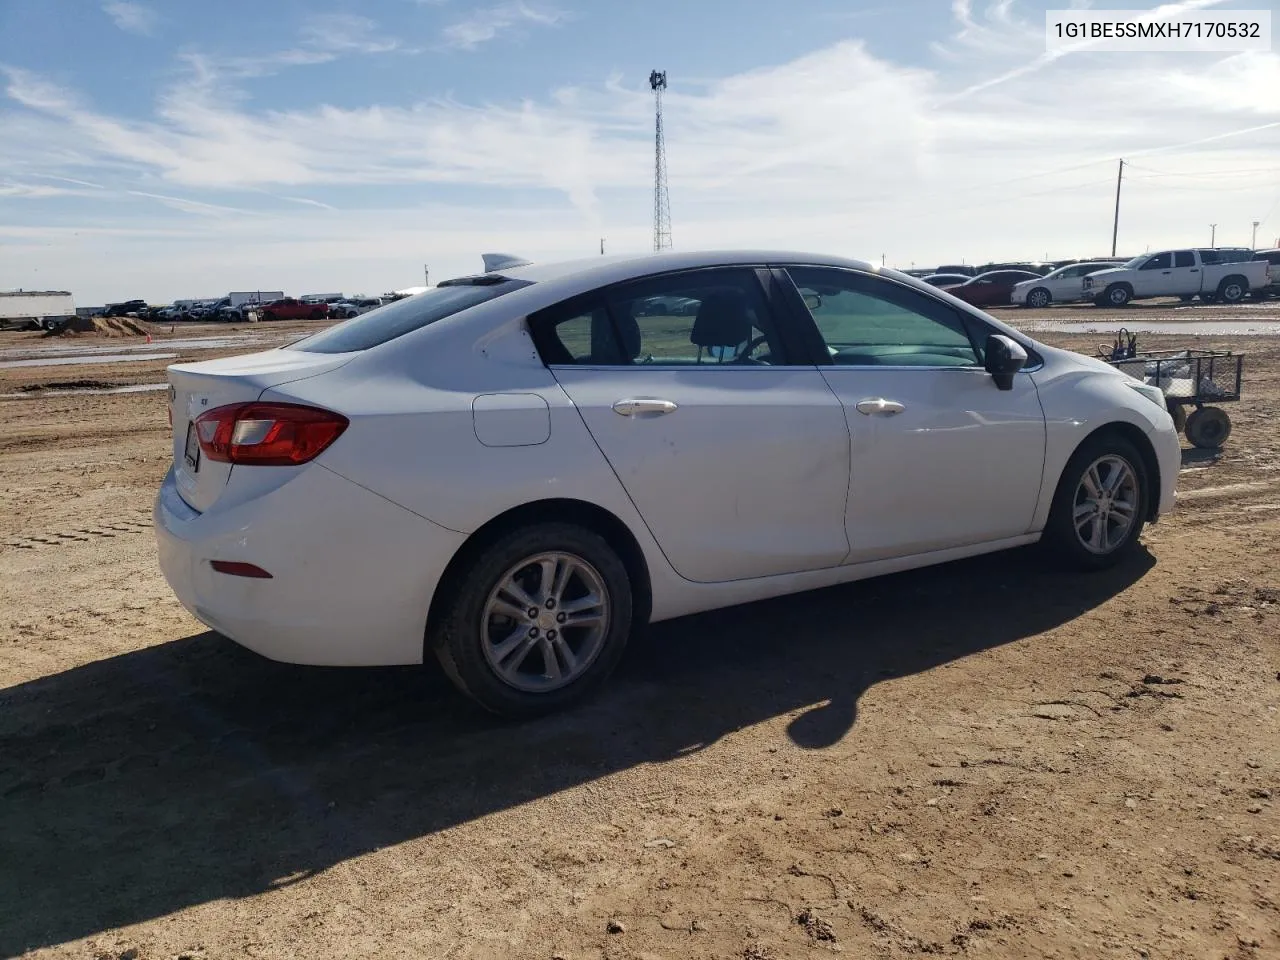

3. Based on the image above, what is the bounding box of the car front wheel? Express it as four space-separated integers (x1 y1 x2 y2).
1042 435 1147 570
431 523 634 717
1026 287 1051 308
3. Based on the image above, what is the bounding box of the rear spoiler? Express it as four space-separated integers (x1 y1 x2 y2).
481 252 532 272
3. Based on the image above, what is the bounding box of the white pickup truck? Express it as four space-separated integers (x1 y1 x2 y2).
1082 248 1272 307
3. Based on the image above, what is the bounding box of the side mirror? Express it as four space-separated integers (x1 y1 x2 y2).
802 292 823 311
984 333 1028 390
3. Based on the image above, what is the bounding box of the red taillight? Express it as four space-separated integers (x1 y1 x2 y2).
194 402 348 466
210 560 273 578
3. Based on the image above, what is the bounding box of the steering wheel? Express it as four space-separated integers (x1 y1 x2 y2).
734 334 771 363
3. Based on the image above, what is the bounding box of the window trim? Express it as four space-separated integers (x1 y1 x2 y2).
771 265 1044 372
527 265 806 369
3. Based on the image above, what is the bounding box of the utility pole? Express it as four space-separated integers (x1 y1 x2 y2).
1210 224 1217 247
600 237 605 255
1252 220 1260 248
423 264 429 286
650 70 672 252
1110 158 1124 257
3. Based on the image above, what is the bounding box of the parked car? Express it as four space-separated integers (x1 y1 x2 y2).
328 298 384 319
156 249 1179 717
974 262 1053 277
1082 249 1272 306
1252 249 1280 298
934 264 976 277
1012 262 1125 308
921 273 974 288
102 299 148 318
940 270 1043 307
259 298 329 321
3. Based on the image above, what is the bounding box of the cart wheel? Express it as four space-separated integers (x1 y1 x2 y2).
1167 403 1187 434
1185 406 1231 449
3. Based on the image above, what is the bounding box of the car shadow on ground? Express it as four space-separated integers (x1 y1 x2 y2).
0 546 1153 954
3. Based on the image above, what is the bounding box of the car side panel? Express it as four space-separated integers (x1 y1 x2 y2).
1028 351 1178 529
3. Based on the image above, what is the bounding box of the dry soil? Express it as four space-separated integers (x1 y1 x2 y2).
1 309 1277 960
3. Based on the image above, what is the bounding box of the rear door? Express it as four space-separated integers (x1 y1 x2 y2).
1168 250 1201 295
536 267 851 583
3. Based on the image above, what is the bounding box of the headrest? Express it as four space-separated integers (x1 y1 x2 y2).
690 291 751 348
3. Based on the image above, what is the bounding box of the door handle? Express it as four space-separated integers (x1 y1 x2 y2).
1190 269 1199 273
854 398 905 416
612 398 678 417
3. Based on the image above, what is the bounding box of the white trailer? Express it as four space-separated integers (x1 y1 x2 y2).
0 290 76 331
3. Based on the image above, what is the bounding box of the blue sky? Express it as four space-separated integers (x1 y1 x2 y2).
2 0 1279 303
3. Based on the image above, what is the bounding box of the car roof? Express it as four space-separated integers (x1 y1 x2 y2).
488 249 876 288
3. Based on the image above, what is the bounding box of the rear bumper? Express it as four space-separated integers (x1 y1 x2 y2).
154 464 467 665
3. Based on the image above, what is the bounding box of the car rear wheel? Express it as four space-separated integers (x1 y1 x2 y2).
1026 287 1051 308
1042 434 1147 570
431 523 634 718
310 309 325 320
1217 277 1247 304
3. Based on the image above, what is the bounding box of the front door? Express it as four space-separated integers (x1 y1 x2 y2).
779 266 1047 563
536 267 852 583
1132 251 1174 297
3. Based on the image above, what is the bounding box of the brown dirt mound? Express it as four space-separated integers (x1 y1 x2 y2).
45 316 151 338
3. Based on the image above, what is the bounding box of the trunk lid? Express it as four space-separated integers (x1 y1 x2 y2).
167 348 354 512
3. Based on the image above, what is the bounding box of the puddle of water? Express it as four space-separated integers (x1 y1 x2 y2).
0 353 178 369
0 383 168 399
1017 320 1280 336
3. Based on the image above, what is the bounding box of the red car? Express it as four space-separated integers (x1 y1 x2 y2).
259 298 329 321
939 270 1042 308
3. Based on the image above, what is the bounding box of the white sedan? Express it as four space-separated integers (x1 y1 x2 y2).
156 250 1180 717
1012 261 1124 308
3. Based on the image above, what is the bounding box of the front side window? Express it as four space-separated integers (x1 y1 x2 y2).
1141 253 1173 270
534 268 785 366
787 267 980 368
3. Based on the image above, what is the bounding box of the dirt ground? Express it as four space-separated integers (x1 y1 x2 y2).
1 307 1277 960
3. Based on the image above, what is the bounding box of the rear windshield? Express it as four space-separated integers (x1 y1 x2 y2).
287 278 531 354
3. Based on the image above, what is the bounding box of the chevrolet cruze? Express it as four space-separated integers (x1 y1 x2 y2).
156 250 1180 717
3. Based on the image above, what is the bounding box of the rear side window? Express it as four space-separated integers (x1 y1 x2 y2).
287 279 531 354
1174 251 1195 267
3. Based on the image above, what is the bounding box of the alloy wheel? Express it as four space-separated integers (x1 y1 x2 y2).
1072 455 1139 555
480 551 611 692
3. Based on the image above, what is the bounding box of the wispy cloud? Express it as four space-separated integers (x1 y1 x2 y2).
102 1 157 36
300 14 401 55
280 196 337 211
442 2 564 50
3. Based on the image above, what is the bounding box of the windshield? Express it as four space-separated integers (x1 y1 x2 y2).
1121 256 1146 269
287 278 532 354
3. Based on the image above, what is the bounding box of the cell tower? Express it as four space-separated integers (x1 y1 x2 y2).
650 69 672 252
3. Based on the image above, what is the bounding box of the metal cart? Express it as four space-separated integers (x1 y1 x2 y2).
1099 329 1243 449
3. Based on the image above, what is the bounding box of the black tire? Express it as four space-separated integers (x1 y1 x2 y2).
262 311 277 322
1102 284 1132 307
1168 403 1187 435
1042 433 1148 570
1025 287 1052 309
310 309 325 320
430 522 634 718
1185 406 1231 449
1216 276 1247 304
